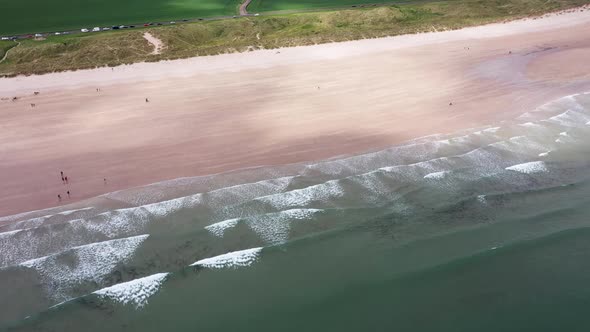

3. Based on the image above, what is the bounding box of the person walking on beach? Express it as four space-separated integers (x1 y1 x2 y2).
65 176 68 184
67 191 70 198
57 194 61 201
145 98 149 103
104 178 107 185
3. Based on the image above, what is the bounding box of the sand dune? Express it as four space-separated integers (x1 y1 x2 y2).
1 8 590 217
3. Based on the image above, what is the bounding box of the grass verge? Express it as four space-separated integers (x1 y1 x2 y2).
0 0 588 77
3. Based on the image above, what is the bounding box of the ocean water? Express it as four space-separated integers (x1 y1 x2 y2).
2 93 590 331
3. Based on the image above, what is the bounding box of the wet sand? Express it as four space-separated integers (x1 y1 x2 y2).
1 7 590 217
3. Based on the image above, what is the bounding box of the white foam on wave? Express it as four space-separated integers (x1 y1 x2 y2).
142 194 202 218
257 180 343 210
205 218 240 237
207 176 293 209
505 161 547 174
84 209 151 238
0 213 149 268
0 216 54 235
20 234 149 302
483 127 501 133
93 272 169 309
509 135 526 141
516 112 535 121
1 207 96 233
206 209 322 243
477 195 487 204
488 135 548 157
423 171 449 180
85 194 201 238
301 132 465 177
0 195 200 267
555 131 573 143
59 207 94 216
0 206 63 224
0 179 288 267
538 151 550 157
190 247 263 269
246 209 323 245
546 110 590 127
0 229 22 238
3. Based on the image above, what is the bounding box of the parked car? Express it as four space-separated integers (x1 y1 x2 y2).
111 26 119 30
102 27 110 31
1 37 9 40
34 33 43 37
92 27 100 32
81 28 89 32
54 32 61 35
170 21 176 24
156 23 162 26
119 25 127 29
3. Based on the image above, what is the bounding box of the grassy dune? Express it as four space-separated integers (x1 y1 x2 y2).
247 0 429 12
0 0 588 77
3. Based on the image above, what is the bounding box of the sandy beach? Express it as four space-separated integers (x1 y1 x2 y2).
1 7 590 217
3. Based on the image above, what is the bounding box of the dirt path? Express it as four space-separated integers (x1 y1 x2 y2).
239 0 253 15
143 32 164 55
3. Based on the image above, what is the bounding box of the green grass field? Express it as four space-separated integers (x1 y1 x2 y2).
248 0 421 12
0 0 241 35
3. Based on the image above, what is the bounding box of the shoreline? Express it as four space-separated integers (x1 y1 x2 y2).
1 8 590 217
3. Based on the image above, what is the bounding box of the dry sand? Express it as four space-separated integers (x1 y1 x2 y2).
1 8 590 217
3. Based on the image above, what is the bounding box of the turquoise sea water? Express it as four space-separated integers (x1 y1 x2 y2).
1 92 590 331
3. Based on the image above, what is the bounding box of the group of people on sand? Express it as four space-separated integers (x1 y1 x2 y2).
56 171 109 202
7 91 39 107
10 88 151 110
57 171 71 201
